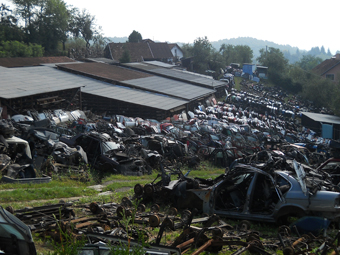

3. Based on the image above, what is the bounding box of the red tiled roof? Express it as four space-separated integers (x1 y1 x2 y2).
148 42 173 59
0 56 76 68
312 58 340 76
57 62 153 81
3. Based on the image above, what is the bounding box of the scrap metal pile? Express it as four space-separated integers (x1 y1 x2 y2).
1 90 336 183
5 191 340 254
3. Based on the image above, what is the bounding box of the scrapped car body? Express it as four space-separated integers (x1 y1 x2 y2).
0 206 37 255
60 132 149 175
188 164 340 223
317 157 340 185
1 136 52 184
11 115 34 123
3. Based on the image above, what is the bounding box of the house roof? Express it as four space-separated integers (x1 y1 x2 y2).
312 57 340 76
0 56 76 68
106 41 174 62
148 42 174 59
168 43 181 50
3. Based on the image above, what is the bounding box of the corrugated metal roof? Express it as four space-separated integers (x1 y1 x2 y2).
82 83 188 111
57 62 215 101
302 112 340 125
0 66 82 99
122 62 226 89
0 66 187 111
124 76 215 100
57 62 153 81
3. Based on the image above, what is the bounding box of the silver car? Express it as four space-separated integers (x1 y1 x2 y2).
189 164 340 224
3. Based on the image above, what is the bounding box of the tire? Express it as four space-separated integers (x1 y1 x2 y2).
277 207 306 225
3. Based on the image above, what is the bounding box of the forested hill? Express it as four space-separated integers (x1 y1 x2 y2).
106 36 333 64
211 37 299 60
209 37 332 63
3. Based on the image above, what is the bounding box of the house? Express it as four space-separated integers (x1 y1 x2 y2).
104 40 178 64
312 53 340 83
168 43 184 62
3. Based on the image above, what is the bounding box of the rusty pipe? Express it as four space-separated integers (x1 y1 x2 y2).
176 237 195 249
191 239 213 255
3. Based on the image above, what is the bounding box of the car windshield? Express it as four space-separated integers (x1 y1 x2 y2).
102 141 120 153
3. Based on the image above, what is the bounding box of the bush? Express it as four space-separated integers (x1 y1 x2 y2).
0 40 44 57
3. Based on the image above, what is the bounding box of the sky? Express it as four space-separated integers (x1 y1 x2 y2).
3 0 340 54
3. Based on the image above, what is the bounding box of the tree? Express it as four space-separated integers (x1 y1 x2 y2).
0 40 43 57
69 8 97 50
128 30 142 43
91 34 110 57
220 44 237 65
11 0 39 42
320 46 326 55
191 36 213 74
180 43 193 58
0 3 24 41
302 76 336 109
208 49 225 79
119 49 131 63
295 55 323 71
220 44 253 66
36 0 70 53
308 47 321 56
257 47 288 75
235 45 253 63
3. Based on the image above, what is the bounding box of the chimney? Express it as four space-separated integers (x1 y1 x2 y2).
335 53 340 60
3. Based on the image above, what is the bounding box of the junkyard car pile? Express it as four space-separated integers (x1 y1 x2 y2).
2 84 340 253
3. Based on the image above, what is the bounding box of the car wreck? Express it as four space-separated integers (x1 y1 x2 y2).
0 135 51 184
60 132 151 175
133 158 340 224
191 163 340 224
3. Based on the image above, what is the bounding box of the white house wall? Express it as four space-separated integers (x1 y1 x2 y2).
171 46 184 60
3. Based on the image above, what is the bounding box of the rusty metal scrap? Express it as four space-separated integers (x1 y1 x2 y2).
7 198 340 254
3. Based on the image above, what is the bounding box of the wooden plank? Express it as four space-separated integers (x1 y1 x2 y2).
75 221 96 229
69 217 97 224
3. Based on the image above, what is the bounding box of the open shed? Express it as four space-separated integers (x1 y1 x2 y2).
301 112 340 140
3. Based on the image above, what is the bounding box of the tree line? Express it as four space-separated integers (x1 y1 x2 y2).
0 1 106 57
211 37 334 64
181 36 340 116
